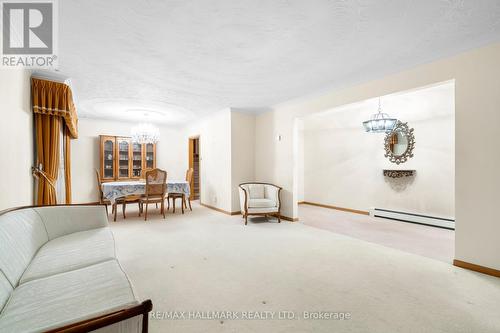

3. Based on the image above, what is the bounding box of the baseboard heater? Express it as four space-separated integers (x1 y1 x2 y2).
370 208 455 230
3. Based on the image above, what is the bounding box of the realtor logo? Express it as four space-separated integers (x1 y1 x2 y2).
1 0 57 67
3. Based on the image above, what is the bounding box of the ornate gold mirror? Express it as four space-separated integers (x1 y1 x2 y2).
384 121 415 164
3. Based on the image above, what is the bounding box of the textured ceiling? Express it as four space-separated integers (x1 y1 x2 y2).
58 0 500 124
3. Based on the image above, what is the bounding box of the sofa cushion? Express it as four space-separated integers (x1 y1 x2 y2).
248 184 265 199
0 209 48 287
0 270 12 312
248 198 276 208
34 205 108 240
247 207 279 214
20 227 116 284
0 260 139 333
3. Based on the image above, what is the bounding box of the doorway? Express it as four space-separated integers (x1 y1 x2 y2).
188 137 200 200
294 80 455 263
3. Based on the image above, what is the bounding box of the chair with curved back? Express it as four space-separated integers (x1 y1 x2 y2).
139 168 157 208
167 168 194 213
139 168 167 220
238 182 282 225
140 168 153 179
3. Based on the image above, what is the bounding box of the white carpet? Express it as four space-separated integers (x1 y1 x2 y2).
110 203 500 333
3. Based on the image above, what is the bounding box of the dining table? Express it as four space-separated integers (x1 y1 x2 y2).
101 180 190 204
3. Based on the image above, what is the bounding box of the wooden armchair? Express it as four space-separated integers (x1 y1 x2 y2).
167 168 193 213
239 182 282 225
139 168 167 220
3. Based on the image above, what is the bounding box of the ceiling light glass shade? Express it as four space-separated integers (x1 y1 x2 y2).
362 114 397 133
131 123 160 144
363 98 397 133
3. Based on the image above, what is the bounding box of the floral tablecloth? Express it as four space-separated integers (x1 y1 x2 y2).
102 180 190 204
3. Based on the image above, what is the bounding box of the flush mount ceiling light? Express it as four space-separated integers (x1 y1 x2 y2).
131 113 160 144
362 97 397 133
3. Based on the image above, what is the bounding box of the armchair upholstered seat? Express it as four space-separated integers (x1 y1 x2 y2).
239 182 282 225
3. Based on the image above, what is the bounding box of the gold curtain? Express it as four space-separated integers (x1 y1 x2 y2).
32 78 78 205
32 78 78 139
64 126 72 203
35 114 60 205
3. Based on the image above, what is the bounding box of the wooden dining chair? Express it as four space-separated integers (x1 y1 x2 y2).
139 168 167 221
95 169 140 222
95 169 113 216
139 168 158 208
167 168 193 213
140 168 153 179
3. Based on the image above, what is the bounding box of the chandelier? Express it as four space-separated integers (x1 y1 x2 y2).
362 97 397 133
131 123 160 144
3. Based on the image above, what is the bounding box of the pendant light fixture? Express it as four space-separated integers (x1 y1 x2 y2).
362 97 397 133
131 113 160 144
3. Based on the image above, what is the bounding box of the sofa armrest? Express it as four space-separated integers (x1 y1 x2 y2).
45 300 153 333
33 205 108 240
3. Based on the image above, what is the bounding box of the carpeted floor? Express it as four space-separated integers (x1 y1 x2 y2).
299 204 454 263
109 202 500 333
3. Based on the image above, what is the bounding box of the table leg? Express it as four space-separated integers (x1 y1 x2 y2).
181 194 184 214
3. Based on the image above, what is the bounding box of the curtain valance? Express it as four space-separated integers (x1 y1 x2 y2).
31 78 78 139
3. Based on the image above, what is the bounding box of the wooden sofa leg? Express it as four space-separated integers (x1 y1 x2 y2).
142 312 149 333
245 214 248 225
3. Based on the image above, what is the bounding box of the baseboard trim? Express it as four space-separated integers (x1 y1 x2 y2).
301 201 369 216
200 203 235 215
200 203 298 221
453 259 500 278
280 215 299 222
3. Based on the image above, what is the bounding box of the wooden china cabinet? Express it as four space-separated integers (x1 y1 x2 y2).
99 135 156 182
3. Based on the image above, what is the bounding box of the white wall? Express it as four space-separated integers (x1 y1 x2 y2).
184 109 232 212
0 70 33 210
296 119 305 203
230 111 255 212
301 82 454 218
255 42 500 270
71 118 185 203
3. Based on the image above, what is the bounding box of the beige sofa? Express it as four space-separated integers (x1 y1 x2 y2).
0 204 152 333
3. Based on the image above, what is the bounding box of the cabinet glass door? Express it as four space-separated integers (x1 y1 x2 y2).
132 142 142 178
117 138 130 179
103 139 115 179
145 143 155 169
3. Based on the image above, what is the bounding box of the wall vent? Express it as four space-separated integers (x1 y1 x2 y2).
371 208 455 230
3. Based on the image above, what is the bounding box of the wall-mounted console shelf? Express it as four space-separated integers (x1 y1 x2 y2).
383 170 416 178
